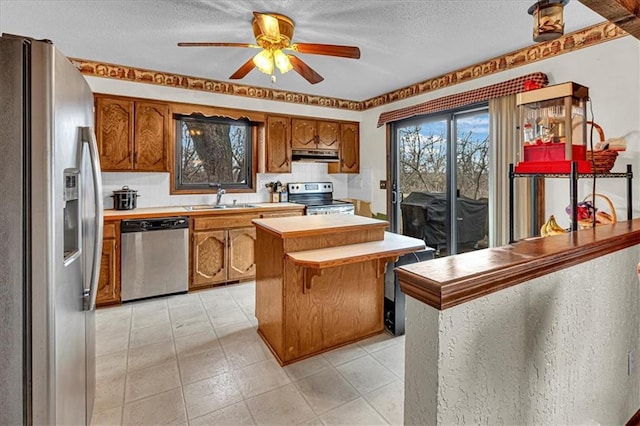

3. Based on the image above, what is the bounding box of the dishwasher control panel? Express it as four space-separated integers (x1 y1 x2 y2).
121 216 189 233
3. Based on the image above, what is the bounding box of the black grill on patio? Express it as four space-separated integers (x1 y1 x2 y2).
400 192 488 252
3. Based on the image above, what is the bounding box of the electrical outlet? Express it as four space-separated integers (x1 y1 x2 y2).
379 180 387 189
629 349 635 376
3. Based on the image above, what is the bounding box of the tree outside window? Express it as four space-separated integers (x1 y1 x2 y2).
175 115 253 191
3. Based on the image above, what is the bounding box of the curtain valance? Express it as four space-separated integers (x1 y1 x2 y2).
376 72 548 127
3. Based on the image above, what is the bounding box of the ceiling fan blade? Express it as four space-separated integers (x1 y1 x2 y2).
288 55 324 84
229 57 257 79
177 42 257 48
290 43 360 59
253 12 280 40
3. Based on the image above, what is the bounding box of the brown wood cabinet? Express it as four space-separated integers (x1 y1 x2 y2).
95 97 134 171
133 101 170 171
192 229 227 288
97 221 121 307
190 208 303 290
317 120 340 150
265 115 291 173
253 215 424 365
95 94 170 172
328 123 360 174
228 227 257 281
292 118 339 151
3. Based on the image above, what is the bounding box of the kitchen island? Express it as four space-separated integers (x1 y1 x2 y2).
252 214 425 365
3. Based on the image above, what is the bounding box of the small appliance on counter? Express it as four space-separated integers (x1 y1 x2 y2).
111 185 139 210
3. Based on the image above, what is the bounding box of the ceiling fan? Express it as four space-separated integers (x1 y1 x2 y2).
177 11 360 85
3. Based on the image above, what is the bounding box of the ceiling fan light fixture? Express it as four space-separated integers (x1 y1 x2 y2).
273 49 293 74
253 49 274 75
528 0 569 42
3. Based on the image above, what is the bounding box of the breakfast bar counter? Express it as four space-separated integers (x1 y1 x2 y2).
252 214 425 365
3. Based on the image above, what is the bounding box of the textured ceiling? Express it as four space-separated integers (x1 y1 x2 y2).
0 0 604 101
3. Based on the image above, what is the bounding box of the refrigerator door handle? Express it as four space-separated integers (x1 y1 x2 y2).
82 126 103 311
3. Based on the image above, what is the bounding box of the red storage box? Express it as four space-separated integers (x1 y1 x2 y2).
523 143 586 162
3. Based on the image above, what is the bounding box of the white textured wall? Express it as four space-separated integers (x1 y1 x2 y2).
86 37 640 216
405 245 640 425
85 77 360 209
360 36 640 218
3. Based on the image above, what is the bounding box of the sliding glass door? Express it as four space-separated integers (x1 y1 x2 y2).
390 106 489 257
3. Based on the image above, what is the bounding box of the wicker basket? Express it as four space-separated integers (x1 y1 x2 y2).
584 121 618 173
576 193 617 229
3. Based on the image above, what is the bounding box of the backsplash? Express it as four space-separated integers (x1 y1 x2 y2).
101 162 350 209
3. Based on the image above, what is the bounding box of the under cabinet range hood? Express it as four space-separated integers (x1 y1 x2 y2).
291 149 339 163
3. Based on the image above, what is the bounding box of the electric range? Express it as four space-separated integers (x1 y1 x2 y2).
287 182 355 215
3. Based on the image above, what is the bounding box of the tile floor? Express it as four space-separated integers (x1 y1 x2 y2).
92 281 406 425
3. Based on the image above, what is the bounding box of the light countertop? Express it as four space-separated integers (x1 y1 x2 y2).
286 232 425 269
252 214 389 238
103 202 305 220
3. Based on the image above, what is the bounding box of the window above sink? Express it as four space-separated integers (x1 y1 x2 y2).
174 114 257 193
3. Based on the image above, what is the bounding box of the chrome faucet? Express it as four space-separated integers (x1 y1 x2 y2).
209 183 226 206
216 188 226 206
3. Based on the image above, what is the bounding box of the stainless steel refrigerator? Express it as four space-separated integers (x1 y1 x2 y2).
0 34 103 425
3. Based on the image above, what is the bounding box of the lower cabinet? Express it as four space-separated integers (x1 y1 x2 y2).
97 220 121 307
96 208 305 302
191 226 257 289
228 227 257 281
190 208 303 290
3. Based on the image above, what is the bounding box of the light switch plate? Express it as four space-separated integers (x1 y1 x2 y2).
379 180 387 189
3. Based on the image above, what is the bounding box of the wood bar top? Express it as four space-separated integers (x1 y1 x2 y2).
397 219 640 311
252 214 389 238
286 232 425 269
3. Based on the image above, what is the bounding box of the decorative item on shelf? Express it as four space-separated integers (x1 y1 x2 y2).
515 81 591 174
265 180 284 203
567 193 617 229
582 121 619 173
540 214 567 237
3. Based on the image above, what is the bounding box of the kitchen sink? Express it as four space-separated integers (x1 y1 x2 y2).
183 203 256 211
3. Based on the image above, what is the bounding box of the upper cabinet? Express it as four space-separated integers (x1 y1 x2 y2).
265 115 292 173
95 94 170 172
317 120 340 151
291 118 316 150
95 96 134 171
291 118 340 151
328 123 360 174
268 115 359 174
133 101 170 171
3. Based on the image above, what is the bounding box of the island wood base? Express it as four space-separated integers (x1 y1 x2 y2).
252 215 425 365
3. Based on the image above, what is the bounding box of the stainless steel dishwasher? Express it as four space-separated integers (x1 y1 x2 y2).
121 216 189 302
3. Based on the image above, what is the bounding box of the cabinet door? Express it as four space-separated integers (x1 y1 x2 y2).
134 101 170 172
266 115 291 173
316 120 340 151
95 96 134 171
192 230 227 288
339 123 360 173
291 118 317 150
228 227 257 281
97 221 121 307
